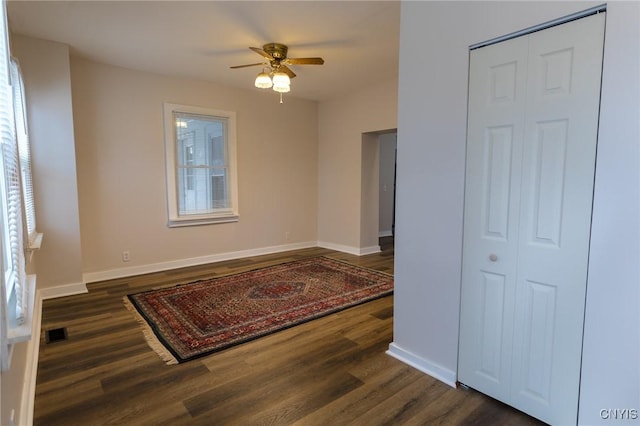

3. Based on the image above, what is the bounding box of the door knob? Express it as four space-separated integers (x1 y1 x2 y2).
489 254 498 262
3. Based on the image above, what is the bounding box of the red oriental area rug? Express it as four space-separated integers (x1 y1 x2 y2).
124 256 393 364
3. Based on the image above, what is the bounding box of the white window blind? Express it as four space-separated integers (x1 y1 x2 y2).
0 0 37 358
10 58 36 244
0 0 28 324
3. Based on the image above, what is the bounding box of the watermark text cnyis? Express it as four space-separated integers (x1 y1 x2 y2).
599 409 638 420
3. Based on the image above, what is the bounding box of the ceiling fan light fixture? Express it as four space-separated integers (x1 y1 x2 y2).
232 44 323 101
273 85 291 93
272 72 290 93
254 70 273 89
272 83 290 93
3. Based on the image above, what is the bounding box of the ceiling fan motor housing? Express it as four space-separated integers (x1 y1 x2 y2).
263 43 288 60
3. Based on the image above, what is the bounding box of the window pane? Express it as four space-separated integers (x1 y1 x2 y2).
211 169 228 209
176 129 194 166
174 112 230 217
174 113 225 167
177 167 229 215
209 133 226 167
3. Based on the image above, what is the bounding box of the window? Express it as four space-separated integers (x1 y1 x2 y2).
0 64 27 326
0 0 39 366
164 103 238 226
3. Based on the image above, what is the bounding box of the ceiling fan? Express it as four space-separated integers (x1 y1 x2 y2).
230 43 324 101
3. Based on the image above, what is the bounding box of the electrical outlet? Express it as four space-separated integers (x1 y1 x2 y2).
9 409 15 426
122 251 130 262
285 231 290 241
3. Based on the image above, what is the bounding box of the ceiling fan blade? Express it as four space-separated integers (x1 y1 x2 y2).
284 57 325 65
229 62 265 69
279 65 296 79
249 46 274 60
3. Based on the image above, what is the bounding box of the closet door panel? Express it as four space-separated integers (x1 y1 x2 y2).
458 34 528 402
512 13 605 423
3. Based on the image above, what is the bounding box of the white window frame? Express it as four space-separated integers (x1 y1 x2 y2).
163 103 239 227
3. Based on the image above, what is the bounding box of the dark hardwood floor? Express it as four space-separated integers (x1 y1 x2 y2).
34 239 544 425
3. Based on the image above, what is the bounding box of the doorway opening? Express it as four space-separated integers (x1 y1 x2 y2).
361 129 397 254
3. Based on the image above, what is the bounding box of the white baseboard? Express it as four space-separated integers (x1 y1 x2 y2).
386 342 457 388
359 245 381 255
39 282 88 300
379 230 393 237
317 241 381 256
83 241 318 283
83 239 383 284
317 241 361 255
21 291 42 426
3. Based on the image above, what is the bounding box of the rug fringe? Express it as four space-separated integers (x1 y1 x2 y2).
123 296 178 365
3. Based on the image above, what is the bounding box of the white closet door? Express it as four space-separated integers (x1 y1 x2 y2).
458 34 528 403
459 13 605 425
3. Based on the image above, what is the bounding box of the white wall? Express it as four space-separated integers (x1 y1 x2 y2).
0 343 28 426
360 132 381 252
12 35 84 291
379 133 396 237
317 80 398 254
579 2 640 423
71 57 319 279
393 2 639 424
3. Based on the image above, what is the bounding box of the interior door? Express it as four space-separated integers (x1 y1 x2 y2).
458 13 605 425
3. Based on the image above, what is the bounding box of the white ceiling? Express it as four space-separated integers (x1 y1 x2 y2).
7 1 401 102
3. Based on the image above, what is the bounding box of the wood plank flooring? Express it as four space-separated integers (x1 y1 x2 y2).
34 240 544 425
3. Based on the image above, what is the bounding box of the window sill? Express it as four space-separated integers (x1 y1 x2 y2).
29 232 43 250
26 232 43 263
167 215 239 228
